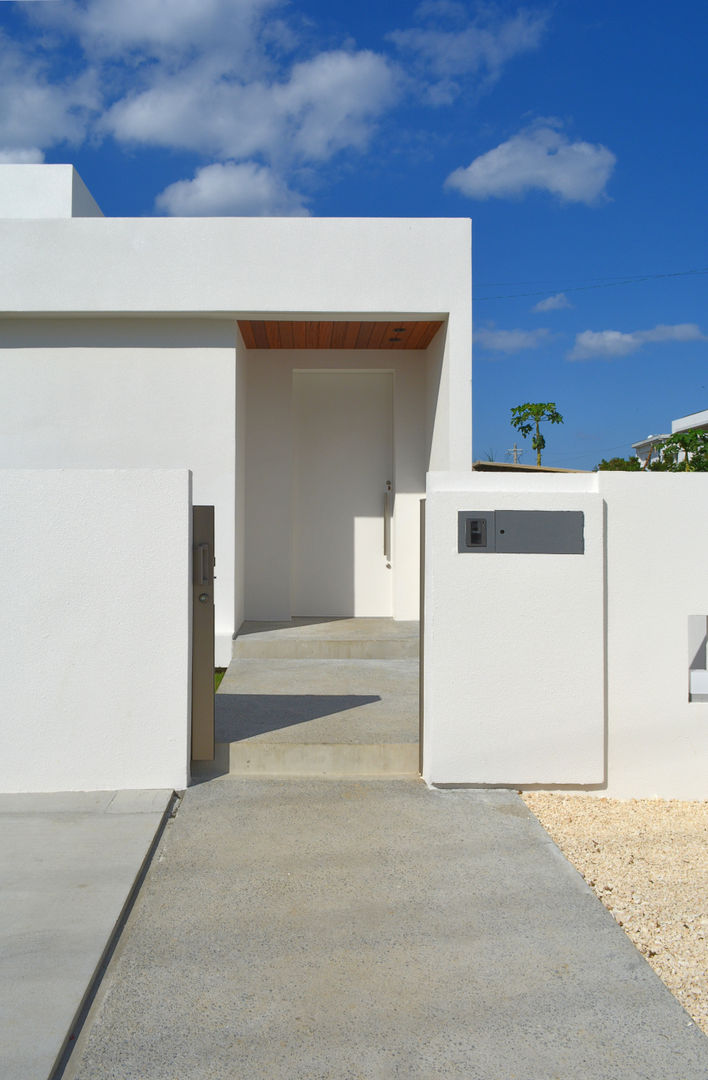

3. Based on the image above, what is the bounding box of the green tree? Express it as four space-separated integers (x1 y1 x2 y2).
510 402 564 467
596 456 642 471
651 430 708 472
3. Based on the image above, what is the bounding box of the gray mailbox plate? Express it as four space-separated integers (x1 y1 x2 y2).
458 510 584 554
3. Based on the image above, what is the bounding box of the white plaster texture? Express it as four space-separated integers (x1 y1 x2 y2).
0 208 472 472
0 318 237 665
599 472 708 797
0 164 103 218
423 471 708 798
0 469 191 793
234 330 248 634
423 473 604 787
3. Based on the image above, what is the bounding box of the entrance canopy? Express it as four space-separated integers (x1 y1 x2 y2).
238 320 443 350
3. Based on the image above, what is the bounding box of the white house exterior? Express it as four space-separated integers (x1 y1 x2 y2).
2 164 707 800
0 165 472 667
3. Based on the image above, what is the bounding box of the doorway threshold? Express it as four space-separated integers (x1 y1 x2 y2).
232 617 419 660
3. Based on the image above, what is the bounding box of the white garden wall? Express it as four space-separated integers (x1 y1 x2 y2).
423 471 708 798
0 469 192 793
0 318 237 665
600 472 708 797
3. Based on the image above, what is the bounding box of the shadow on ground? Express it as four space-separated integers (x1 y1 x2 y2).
215 694 381 740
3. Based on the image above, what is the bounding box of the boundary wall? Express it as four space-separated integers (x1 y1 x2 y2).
0 318 236 665
423 471 708 798
0 469 192 793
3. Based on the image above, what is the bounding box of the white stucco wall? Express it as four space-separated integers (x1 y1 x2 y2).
234 330 248 633
244 348 429 621
0 164 103 218
423 471 708 798
0 318 237 664
423 473 604 787
600 472 708 797
0 210 472 473
0 469 191 793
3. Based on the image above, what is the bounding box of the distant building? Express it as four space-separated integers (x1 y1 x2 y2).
632 408 708 467
632 432 670 467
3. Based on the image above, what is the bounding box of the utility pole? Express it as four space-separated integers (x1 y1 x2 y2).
506 443 523 464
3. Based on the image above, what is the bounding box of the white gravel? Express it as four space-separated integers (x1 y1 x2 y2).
521 794 708 1035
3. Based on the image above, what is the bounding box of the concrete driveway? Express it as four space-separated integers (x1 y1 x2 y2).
61 777 708 1079
0 789 174 1080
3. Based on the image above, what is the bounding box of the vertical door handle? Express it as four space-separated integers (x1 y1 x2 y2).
384 481 392 562
195 543 210 586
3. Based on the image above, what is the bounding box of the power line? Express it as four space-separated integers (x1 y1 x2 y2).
552 443 635 465
477 267 708 287
475 266 708 302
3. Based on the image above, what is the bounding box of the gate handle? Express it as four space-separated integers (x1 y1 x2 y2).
384 481 392 562
195 543 210 586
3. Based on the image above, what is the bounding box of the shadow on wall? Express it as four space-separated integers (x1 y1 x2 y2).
216 694 381 741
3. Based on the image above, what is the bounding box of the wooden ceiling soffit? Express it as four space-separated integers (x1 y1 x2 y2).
237 319 443 350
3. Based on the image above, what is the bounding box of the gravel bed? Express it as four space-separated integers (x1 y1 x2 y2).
521 793 708 1035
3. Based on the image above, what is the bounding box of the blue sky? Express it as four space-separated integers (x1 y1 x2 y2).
1 0 706 469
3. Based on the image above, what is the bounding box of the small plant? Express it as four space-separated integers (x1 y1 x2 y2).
510 402 564 466
214 668 227 692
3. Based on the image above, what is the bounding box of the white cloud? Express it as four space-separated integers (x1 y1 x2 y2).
569 329 637 359
568 323 706 360
103 49 398 163
273 50 400 160
388 6 548 103
36 0 282 72
475 327 550 353
2 0 553 214
19 0 399 173
0 36 99 156
532 292 572 312
155 161 309 216
0 148 45 163
446 123 616 204
635 323 706 344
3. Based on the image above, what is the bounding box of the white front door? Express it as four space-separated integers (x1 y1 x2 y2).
292 370 393 616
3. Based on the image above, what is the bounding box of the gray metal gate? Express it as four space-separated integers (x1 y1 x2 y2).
191 505 215 761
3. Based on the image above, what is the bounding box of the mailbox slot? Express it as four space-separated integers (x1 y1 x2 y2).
458 509 584 554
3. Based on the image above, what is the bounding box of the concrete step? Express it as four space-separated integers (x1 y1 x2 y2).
210 740 419 777
233 618 419 660
213 634 421 779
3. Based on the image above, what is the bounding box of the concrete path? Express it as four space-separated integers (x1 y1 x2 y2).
216 659 419 746
205 618 421 778
0 789 174 1080
63 778 708 1079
